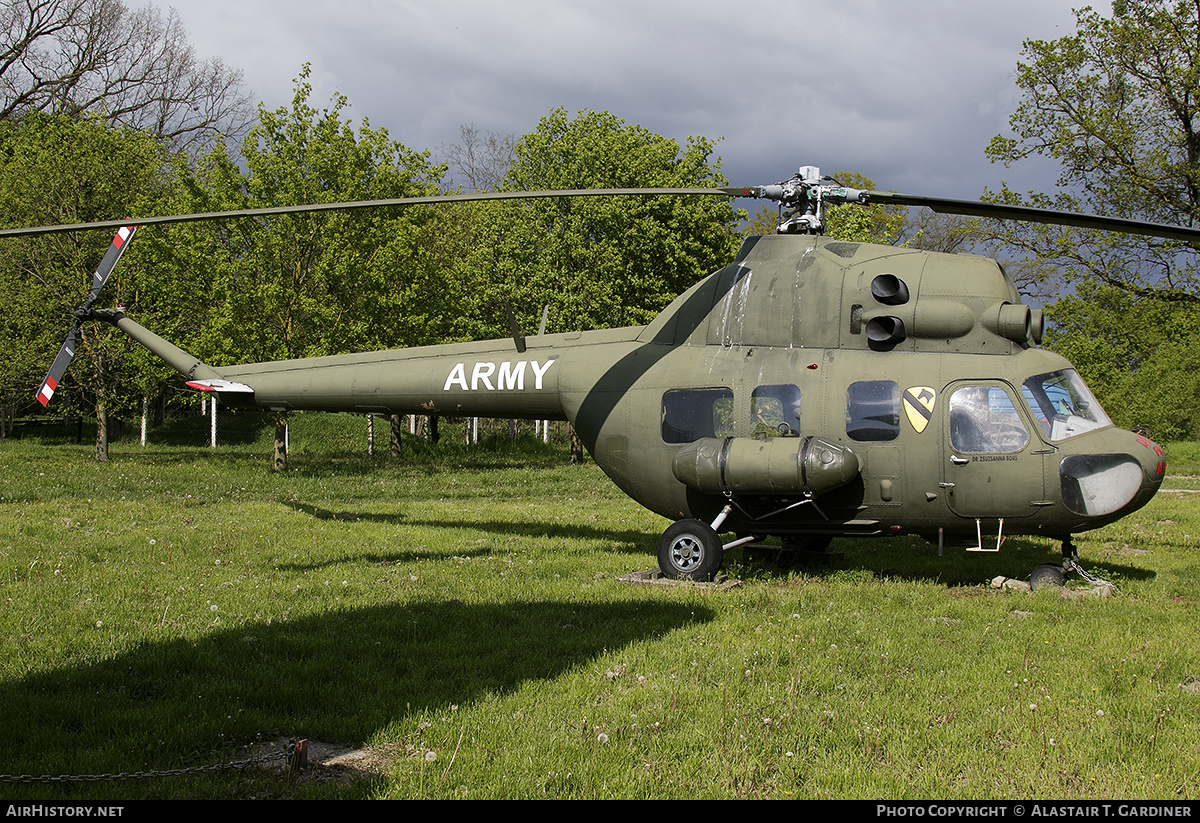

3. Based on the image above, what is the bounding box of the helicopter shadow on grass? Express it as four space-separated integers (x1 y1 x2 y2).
137 410 275 447
284 504 656 548
279 501 1159 587
271 452 577 479
279 499 657 565
0 597 712 799
728 535 1157 589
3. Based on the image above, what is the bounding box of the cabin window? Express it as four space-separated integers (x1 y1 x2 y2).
949 386 1029 453
846 381 900 442
751 384 801 437
662 388 734 443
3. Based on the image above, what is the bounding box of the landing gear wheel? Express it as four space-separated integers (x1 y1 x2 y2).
658 519 724 581
1030 563 1066 591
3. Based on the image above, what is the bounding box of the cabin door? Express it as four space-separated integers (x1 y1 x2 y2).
941 380 1046 519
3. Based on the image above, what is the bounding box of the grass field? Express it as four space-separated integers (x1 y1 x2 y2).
1 416 1198 800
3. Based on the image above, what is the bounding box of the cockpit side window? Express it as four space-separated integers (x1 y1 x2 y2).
949 386 1029 453
1020 370 1111 441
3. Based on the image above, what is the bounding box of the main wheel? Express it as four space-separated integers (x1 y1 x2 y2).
1030 563 1066 591
657 519 724 581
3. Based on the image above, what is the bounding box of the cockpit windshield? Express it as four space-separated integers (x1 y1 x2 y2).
1021 369 1112 441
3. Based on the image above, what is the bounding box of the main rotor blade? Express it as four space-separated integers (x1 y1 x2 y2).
0 188 735 239
862 191 1200 244
36 323 79 407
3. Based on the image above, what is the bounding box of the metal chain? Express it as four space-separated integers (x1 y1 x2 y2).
1065 556 1119 593
0 741 299 785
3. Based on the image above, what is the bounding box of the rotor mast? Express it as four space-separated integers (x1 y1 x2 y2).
732 166 867 235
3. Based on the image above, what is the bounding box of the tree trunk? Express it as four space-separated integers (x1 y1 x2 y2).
390 414 403 458
94 351 110 461
569 424 583 465
94 398 109 462
273 411 288 471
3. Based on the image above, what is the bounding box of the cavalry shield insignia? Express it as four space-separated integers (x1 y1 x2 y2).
903 386 936 434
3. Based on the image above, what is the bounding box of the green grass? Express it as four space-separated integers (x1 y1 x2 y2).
1 423 1198 799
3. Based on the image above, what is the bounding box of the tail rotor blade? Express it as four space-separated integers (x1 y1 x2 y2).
84 224 137 307
37 323 79 407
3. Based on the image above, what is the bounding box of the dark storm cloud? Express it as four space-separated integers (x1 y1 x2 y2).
151 0 1096 199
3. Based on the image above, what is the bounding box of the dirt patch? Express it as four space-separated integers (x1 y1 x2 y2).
244 738 394 786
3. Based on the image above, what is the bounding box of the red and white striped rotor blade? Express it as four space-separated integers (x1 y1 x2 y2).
36 324 79 407
84 224 137 306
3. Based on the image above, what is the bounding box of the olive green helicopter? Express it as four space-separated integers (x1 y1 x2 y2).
13 165 1190 585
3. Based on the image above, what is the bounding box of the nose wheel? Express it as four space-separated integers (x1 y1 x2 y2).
1030 535 1117 593
1030 563 1066 590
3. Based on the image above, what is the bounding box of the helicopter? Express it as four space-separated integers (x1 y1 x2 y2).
12 165 1189 585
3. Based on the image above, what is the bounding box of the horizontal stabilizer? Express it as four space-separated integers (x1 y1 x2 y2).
185 379 254 393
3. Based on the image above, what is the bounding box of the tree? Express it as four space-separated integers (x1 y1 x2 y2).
1043 284 1200 439
455 108 742 338
983 1 1200 433
440 124 516 193
1 0 253 153
741 202 783 237
176 67 447 366
822 172 906 244
0 111 175 458
985 0 1200 302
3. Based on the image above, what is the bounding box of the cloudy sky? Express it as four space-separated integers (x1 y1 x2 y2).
147 0 1099 202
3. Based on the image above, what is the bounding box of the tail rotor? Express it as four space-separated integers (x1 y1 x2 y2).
35 224 137 407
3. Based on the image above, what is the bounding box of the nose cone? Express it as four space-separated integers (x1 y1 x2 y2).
1058 431 1166 520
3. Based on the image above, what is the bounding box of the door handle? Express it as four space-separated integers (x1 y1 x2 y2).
950 455 969 465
